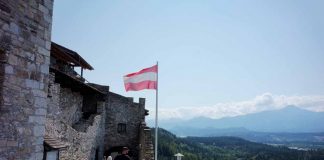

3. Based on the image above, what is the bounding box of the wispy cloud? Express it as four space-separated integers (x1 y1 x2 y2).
147 93 324 120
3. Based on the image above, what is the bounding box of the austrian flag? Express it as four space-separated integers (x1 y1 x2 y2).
123 65 158 91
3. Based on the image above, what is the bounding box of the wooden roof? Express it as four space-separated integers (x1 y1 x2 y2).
51 42 94 70
50 67 105 97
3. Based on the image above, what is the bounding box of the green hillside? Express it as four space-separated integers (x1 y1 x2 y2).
153 128 324 160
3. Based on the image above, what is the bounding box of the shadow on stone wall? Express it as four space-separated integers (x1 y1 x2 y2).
72 113 99 132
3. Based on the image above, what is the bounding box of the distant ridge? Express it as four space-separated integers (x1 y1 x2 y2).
154 128 324 160
153 106 324 133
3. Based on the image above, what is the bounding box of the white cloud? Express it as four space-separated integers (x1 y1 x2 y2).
147 93 324 120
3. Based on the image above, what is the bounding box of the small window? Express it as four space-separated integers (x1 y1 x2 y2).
117 123 126 133
43 144 59 160
45 150 59 160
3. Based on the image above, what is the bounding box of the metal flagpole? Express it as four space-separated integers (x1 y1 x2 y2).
154 61 159 160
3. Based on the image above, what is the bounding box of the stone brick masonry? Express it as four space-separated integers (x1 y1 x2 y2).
45 73 106 160
0 1 154 160
105 92 147 159
0 0 53 159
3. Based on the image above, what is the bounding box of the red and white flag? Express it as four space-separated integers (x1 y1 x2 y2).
123 65 158 91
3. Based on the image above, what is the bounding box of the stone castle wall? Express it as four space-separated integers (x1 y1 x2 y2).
139 125 154 160
59 87 83 126
47 74 83 126
46 73 106 160
105 92 146 159
0 1 154 159
45 115 105 160
0 0 53 159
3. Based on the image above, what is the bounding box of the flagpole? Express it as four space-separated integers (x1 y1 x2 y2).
154 61 159 160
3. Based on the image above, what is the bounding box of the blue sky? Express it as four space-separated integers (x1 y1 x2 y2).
52 0 324 119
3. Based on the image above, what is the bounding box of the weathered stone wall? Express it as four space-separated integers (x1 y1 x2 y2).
143 128 154 160
45 113 105 160
45 74 106 160
47 74 83 126
105 92 146 160
47 73 60 120
0 1 153 159
59 87 83 126
0 0 53 159
139 125 154 160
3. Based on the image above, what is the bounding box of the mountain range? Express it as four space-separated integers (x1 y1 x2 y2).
148 106 324 149
150 106 324 133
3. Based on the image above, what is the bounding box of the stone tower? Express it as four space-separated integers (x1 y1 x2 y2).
0 0 54 159
0 1 154 160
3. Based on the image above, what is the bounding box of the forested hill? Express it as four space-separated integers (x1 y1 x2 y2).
153 128 324 160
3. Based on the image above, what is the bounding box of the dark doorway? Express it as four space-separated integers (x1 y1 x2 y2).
105 146 134 159
95 148 99 160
